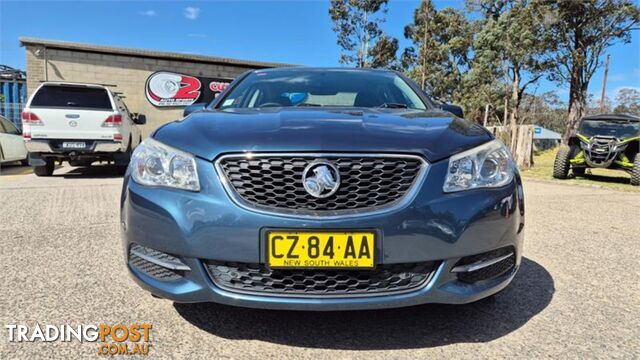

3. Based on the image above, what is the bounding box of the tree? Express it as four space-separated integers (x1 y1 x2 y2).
473 0 554 150
329 0 392 67
614 87 640 114
403 1 473 101
457 66 508 123
466 0 511 20
370 35 400 69
530 91 568 133
586 93 613 115
539 0 640 143
403 0 439 90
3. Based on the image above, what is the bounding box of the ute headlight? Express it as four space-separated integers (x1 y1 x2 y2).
131 138 200 191
443 140 514 193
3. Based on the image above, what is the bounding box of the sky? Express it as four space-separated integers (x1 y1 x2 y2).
1 0 639 104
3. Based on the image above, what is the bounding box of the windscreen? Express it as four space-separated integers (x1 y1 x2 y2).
578 119 640 139
218 70 428 110
31 86 113 110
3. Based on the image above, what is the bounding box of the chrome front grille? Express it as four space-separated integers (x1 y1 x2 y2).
215 153 426 216
205 261 439 297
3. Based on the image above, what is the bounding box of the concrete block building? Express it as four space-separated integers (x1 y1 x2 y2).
20 37 290 135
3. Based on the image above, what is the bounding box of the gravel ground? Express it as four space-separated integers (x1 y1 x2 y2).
1 164 638 359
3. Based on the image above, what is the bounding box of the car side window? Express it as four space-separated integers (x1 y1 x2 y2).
0 119 6 133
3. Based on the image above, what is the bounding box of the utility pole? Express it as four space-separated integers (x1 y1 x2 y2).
600 54 611 113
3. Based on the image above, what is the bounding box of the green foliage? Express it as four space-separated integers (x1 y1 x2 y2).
541 0 639 85
326 0 640 137
403 1 474 102
614 88 640 115
530 91 569 133
538 0 640 140
473 0 554 128
370 35 400 69
329 0 393 68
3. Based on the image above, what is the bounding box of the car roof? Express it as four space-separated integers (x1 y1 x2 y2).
39 81 112 90
582 113 640 122
252 67 397 75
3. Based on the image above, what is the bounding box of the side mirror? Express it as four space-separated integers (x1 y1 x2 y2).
183 103 207 117
132 113 147 125
440 104 464 118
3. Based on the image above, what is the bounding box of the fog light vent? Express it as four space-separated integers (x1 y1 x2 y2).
128 244 190 281
452 246 515 283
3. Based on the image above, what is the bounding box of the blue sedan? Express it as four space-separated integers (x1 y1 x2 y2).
120 68 525 311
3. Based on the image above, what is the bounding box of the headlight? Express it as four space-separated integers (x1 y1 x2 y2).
443 140 514 193
130 138 200 191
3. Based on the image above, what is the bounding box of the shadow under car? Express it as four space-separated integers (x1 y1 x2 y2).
174 257 554 350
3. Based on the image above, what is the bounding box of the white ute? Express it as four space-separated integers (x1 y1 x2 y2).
22 82 146 176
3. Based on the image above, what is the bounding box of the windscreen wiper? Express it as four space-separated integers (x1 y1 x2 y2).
296 103 323 107
378 103 408 109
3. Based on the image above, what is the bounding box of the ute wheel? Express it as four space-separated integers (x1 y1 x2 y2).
116 165 128 175
553 147 571 179
115 142 133 175
34 159 55 177
631 153 640 186
573 167 586 177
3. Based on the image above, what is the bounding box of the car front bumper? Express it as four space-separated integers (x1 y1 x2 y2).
120 157 525 311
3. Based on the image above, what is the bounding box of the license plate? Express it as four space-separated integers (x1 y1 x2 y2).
62 142 86 149
267 230 376 269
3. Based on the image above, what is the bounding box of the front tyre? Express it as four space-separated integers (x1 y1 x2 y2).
631 153 640 186
553 147 571 179
34 159 55 177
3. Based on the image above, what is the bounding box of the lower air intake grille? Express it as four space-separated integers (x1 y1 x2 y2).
128 245 187 281
205 261 438 297
455 247 516 283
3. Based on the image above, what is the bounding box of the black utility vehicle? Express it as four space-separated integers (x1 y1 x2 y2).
553 113 640 185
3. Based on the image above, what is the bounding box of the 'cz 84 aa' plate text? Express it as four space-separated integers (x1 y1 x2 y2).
267 231 376 269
